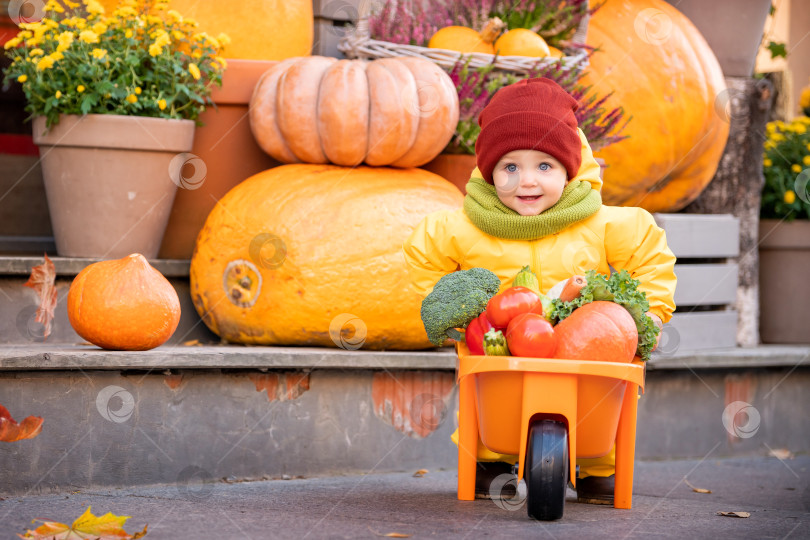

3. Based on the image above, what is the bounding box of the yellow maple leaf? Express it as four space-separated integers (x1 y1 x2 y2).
18 506 148 539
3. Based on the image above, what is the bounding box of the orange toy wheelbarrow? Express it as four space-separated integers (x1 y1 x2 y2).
455 342 646 520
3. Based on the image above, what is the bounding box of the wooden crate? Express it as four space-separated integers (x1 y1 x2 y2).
653 214 740 351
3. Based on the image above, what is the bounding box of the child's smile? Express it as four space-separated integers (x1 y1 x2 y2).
492 150 568 216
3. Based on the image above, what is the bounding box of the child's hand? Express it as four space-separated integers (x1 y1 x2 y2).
646 312 664 350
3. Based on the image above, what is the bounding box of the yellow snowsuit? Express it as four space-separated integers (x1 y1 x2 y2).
402 130 677 476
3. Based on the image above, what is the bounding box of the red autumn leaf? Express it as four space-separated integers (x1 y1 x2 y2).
18 506 147 539
23 254 57 340
0 404 43 442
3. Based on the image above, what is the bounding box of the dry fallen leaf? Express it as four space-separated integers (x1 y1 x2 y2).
717 511 750 518
182 339 200 346
368 527 411 538
413 469 429 477
18 506 147 539
0 404 43 443
684 478 711 494
23 254 57 340
769 448 794 460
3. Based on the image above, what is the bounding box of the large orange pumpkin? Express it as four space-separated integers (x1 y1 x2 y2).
582 0 730 212
554 301 638 363
99 0 313 60
67 254 181 350
249 56 459 168
190 164 464 349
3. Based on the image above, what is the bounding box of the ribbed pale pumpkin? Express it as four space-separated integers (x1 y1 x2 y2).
99 0 313 60
249 56 459 168
190 164 464 349
581 0 730 212
68 254 181 351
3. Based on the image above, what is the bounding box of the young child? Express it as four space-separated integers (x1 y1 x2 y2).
402 77 676 504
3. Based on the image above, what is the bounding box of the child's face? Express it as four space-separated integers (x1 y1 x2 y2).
492 149 568 216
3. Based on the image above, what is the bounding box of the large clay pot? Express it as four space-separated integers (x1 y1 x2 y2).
32 114 194 258
759 219 810 344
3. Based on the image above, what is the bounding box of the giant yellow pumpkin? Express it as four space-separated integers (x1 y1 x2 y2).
100 0 313 60
249 56 459 168
190 165 463 349
582 0 730 212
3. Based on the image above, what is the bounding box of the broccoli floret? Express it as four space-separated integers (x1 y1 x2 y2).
420 267 501 346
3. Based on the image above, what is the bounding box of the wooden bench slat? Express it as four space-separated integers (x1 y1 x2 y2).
673 263 738 306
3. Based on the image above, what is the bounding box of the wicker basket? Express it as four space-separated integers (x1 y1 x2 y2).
338 16 590 76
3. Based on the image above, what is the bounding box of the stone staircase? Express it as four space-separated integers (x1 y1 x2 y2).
1 255 809 496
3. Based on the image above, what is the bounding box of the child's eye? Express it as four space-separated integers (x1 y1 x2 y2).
539 162 551 171
505 163 518 173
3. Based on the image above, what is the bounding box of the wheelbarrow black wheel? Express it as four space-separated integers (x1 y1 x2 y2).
524 419 568 521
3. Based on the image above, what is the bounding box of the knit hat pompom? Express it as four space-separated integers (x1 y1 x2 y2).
475 77 581 184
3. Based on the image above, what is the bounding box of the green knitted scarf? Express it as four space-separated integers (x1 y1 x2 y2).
463 176 602 240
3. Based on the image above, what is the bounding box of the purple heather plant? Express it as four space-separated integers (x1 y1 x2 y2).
368 0 599 48
445 55 628 154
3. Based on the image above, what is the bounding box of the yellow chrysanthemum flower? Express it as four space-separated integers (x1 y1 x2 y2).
91 48 107 59
188 62 201 80
4 37 22 49
135 86 142 95
795 123 807 134
167 10 183 23
79 30 99 44
77 85 85 93
806 143 810 152
125 29 133 38
92 22 107 35
158 98 167 110
126 93 138 104
784 190 796 204
35 56 55 70
50 51 64 62
763 158 773 167
791 164 802 174
804 156 810 166
772 133 786 143
84 0 105 16
56 31 74 52
214 56 227 70
55 90 61 99
766 122 776 134
216 33 231 47
148 43 162 57
17 74 28 83
25 37 42 47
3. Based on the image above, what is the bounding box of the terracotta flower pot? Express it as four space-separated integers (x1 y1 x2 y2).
158 59 280 259
32 114 195 259
758 219 810 344
421 154 607 194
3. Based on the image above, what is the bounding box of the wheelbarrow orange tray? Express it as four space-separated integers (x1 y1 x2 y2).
456 342 646 511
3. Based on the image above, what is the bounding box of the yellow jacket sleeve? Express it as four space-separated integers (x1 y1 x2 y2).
402 210 463 298
604 207 677 323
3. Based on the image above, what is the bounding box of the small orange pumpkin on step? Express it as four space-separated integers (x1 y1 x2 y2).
67 253 181 351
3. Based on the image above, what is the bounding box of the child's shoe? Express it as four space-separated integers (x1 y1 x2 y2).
474 461 517 500
575 474 615 505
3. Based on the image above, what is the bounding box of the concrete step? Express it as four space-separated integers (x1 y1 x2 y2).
1 344 809 496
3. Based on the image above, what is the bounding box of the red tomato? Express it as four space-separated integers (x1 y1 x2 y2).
506 313 557 358
465 312 493 356
486 287 543 329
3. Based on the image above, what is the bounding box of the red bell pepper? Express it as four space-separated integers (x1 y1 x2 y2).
465 311 492 355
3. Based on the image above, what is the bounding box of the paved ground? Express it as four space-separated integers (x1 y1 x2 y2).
2 456 809 539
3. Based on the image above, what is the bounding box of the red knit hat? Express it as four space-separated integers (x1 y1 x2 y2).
475 77 581 184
